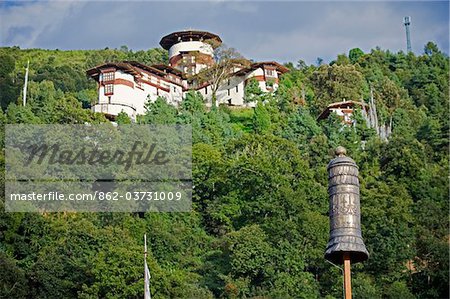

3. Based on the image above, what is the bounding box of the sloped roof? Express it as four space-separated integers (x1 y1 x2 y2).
160 30 222 50
151 64 184 77
86 62 140 80
317 100 368 120
233 61 289 76
86 61 185 86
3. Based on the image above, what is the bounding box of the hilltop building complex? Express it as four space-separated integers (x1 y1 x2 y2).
87 30 288 120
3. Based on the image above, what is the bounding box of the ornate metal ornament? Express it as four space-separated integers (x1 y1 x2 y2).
324 146 369 265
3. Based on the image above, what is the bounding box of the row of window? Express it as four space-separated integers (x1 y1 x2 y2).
105 81 274 98
104 84 178 96
103 69 275 88
203 85 240 96
102 72 114 82
104 71 178 89
182 55 196 64
106 79 274 97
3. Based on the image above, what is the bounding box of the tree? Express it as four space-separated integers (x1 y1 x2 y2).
0 252 28 298
116 110 132 124
349 48 364 64
222 225 272 284
128 48 168 65
297 59 308 70
252 102 271 133
139 96 177 124
0 54 18 110
5 103 41 124
180 91 205 115
193 43 250 108
316 57 324 66
0 42 448 299
335 54 351 65
311 64 366 113
243 78 263 103
384 281 415 299
424 42 440 56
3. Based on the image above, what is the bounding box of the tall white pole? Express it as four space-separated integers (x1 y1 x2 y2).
23 60 29 106
144 234 151 299
144 234 147 298
144 234 147 258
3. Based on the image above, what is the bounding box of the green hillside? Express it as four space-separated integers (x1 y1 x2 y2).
0 43 448 298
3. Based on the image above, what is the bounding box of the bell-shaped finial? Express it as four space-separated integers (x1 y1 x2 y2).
324 147 369 264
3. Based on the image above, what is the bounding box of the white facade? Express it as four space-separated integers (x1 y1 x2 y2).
168 41 214 59
87 31 288 120
197 76 247 107
329 108 353 123
244 68 280 92
195 64 284 108
89 62 286 119
91 67 184 120
168 41 215 75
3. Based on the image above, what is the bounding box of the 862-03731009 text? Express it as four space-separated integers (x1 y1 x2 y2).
9 191 183 201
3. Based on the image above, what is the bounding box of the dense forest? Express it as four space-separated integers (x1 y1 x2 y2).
0 42 448 298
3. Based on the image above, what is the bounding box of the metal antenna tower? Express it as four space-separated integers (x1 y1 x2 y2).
404 16 412 53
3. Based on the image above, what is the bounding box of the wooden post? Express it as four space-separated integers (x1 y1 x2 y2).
343 252 352 299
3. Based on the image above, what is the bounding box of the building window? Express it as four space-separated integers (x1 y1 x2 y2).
103 72 114 82
265 69 275 77
235 85 238 93
104 84 114 95
227 89 230 96
205 86 208 94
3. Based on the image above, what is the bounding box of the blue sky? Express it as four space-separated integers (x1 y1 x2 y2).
1 1 448 64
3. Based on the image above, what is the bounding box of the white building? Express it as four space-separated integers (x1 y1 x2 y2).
317 100 369 124
87 30 288 120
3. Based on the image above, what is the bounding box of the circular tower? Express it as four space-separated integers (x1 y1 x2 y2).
159 30 222 75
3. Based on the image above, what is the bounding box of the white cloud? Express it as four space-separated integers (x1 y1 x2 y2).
1 1 87 47
0 1 447 65
242 2 448 64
